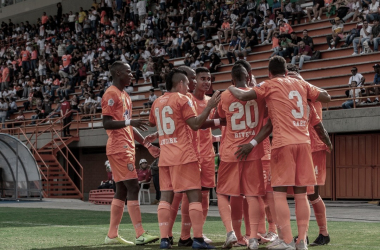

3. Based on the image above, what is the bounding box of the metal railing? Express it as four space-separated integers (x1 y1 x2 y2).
325 85 380 110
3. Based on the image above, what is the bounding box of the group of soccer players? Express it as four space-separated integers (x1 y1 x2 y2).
101 56 333 250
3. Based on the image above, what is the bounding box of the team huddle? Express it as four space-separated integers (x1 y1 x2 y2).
101 56 333 250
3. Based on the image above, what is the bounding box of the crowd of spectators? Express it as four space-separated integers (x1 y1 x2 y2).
0 0 379 127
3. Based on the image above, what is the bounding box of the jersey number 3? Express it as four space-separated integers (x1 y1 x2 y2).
229 101 259 131
155 106 175 136
289 90 304 119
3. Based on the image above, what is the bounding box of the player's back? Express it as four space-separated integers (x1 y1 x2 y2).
149 92 198 166
101 85 135 157
256 76 320 149
218 88 265 162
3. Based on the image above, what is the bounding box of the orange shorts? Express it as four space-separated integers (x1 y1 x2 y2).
200 157 216 188
159 161 201 193
107 153 137 183
287 186 315 195
262 160 273 192
270 144 316 187
217 160 265 197
312 150 327 186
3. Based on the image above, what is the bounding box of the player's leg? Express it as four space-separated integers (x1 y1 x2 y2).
230 196 246 246
179 194 193 246
168 192 183 242
308 150 330 246
217 161 240 249
242 197 251 238
257 196 267 236
124 178 159 244
270 146 297 249
157 166 175 248
105 181 134 245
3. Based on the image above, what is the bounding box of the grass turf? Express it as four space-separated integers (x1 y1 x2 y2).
0 207 378 250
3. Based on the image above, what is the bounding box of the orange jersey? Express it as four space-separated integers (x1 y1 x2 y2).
149 92 199 167
254 76 321 149
21 51 30 61
62 55 72 67
101 85 135 158
2 67 9 82
218 88 266 162
308 101 328 152
261 117 271 161
191 94 215 158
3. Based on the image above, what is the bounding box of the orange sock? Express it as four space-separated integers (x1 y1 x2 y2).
258 196 267 234
127 200 144 238
310 196 328 236
294 193 311 244
273 192 293 244
217 194 233 233
266 192 277 234
158 201 171 239
168 192 182 237
263 194 276 233
201 190 210 224
180 195 192 240
189 202 204 238
108 198 125 238
243 197 251 237
246 196 260 239
230 196 243 239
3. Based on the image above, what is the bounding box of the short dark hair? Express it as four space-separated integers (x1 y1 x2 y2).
286 63 299 73
303 29 308 32
269 56 287 76
166 68 188 91
195 67 210 74
234 60 251 73
231 64 248 83
110 61 127 78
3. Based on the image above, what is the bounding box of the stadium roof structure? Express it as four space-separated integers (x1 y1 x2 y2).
0 133 42 200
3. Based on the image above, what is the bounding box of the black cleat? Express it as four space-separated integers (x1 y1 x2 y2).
310 234 330 246
169 236 174 246
178 237 193 247
294 235 309 245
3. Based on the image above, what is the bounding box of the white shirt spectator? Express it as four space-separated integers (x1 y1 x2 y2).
369 2 379 12
149 94 157 102
68 14 76 22
141 50 151 60
348 73 364 87
84 97 93 104
349 88 361 103
265 19 276 29
105 0 113 8
0 102 8 117
137 0 146 16
360 25 372 39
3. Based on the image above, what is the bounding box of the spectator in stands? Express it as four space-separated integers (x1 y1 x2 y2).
347 67 370 103
137 158 152 185
6 98 17 120
342 0 357 22
368 64 380 103
13 110 25 126
369 19 380 52
79 92 93 118
353 20 372 55
342 80 361 109
290 41 313 70
1 63 10 91
261 16 276 44
0 98 8 127
150 157 160 205
143 89 157 110
20 46 31 72
278 19 293 38
209 53 223 73
307 0 325 22
326 17 344 50
226 36 240 64
341 15 364 48
218 17 234 44
366 0 380 23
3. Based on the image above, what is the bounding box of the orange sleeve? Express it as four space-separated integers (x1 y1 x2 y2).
305 82 321 102
101 90 119 116
309 103 321 127
217 98 226 119
149 104 156 125
253 82 269 100
180 96 197 121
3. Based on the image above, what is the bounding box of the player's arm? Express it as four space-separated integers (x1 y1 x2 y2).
200 117 227 129
186 91 221 131
314 122 333 152
102 115 149 131
227 86 257 101
235 119 273 161
133 128 160 158
316 89 331 103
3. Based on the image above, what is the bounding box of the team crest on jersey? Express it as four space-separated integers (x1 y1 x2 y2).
108 99 114 106
124 110 131 120
257 81 265 87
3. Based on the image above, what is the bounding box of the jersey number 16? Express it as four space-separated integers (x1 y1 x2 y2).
155 106 175 136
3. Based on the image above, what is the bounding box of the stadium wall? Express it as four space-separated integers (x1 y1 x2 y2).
0 0 93 24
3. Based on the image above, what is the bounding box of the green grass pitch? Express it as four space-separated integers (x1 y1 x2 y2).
0 207 379 250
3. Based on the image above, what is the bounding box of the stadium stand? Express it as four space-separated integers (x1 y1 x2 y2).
0 0 379 199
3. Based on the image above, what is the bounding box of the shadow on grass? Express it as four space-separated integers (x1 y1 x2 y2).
0 207 222 228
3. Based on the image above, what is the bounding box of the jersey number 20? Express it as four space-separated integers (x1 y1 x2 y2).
155 106 175 136
229 101 259 131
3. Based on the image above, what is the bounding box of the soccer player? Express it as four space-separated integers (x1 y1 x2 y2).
228 56 330 250
102 61 160 246
217 64 267 250
287 65 332 246
148 68 221 249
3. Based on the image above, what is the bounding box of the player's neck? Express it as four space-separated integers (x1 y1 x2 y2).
192 88 205 100
112 81 125 92
235 82 247 88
